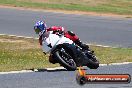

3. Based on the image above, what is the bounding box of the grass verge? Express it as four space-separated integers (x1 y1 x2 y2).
0 0 132 15
0 35 132 71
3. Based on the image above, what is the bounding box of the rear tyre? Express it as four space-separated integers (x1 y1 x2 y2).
88 59 99 69
86 54 99 69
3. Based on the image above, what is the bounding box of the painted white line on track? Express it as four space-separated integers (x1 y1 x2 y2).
0 70 33 75
99 64 108 66
0 34 116 48
0 62 132 74
87 43 117 48
0 34 38 39
109 62 132 65
46 67 65 70
0 34 132 74
99 62 132 66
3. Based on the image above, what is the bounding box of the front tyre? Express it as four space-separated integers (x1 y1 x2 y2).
54 51 77 71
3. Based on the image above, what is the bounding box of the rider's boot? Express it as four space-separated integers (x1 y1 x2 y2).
66 31 94 53
49 54 57 64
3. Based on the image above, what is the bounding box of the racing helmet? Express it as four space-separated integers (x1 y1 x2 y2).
34 21 47 34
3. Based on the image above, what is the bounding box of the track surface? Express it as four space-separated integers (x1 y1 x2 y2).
0 8 132 88
0 64 132 88
0 8 132 47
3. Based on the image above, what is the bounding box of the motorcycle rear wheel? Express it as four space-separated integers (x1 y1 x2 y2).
86 53 99 69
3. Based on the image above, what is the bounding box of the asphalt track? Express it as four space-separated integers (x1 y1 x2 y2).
0 64 132 88
0 8 132 88
0 8 132 47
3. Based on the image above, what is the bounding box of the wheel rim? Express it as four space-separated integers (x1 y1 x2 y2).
60 50 76 67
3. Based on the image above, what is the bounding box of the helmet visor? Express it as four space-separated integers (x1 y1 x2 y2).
35 28 41 34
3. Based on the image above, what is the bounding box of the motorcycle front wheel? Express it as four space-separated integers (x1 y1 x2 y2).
54 50 77 71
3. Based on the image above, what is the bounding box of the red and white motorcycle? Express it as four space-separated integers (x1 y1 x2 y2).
42 32 99 71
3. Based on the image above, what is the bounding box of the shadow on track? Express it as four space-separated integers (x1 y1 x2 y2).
29 68 68 72
28 68 87 72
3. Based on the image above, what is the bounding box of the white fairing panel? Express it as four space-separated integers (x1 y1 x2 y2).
42 33 73 53
56 35 73 45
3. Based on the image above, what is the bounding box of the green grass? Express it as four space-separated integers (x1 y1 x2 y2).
0 0 132 15
0 35 132 71
0 35 59 72
90 45 132 64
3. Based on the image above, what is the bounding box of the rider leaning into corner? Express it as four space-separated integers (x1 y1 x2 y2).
34 20 90 64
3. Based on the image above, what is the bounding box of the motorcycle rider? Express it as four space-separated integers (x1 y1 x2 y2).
34 20 90 63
